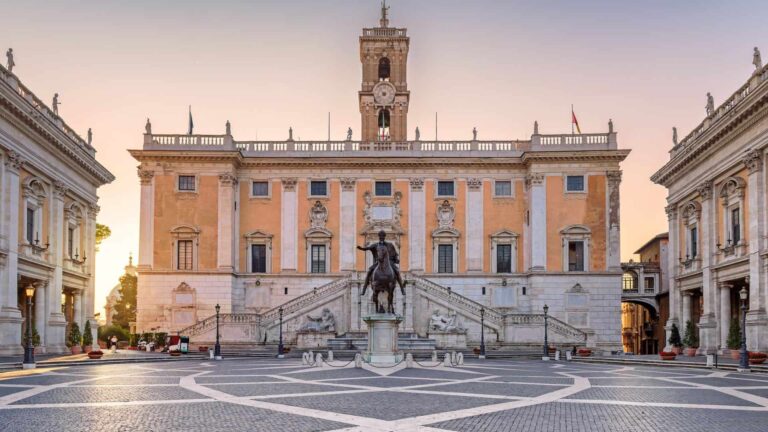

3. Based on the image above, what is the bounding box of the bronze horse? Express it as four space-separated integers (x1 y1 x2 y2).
361 243 397 314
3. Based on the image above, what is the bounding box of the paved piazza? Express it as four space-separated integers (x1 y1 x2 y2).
1 359 768 431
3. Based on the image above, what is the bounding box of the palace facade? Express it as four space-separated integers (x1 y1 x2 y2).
0 63 114 354
652 56 768 353
131 9 629 352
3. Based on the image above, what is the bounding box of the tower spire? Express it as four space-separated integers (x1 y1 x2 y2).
380 0 389 28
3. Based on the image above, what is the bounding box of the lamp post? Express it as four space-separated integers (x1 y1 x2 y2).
23 285 36 369
277 306 285 359
213 303 222 360
543 304 550 360
479 307 486 359
739 287 749 371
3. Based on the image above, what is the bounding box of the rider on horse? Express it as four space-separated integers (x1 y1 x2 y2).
357 230 405 294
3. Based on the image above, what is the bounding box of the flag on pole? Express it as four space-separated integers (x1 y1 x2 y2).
571 106 581 134
187 105 194 135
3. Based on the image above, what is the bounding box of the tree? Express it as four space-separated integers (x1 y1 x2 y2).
682 320 699 348
67 322 82 348
82 320 93 347
727 318 741 350
668 323 682 348
111 271 137 329
95 223 111 251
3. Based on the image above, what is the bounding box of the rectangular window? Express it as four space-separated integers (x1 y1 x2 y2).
375 181 392 196
252 181 269 197
731 208 741 244
26 207 35 244
496 244 512 273
311 244 326 273
251 244 267 273
68 227 75 257
437 181 454 196
566 175 585 192
310 180 327 197
177 240 193 270
645 277 655 289
690 227 698 258
178 175 196 191
438 244 453 273
568 241 585 271
495 181 512 196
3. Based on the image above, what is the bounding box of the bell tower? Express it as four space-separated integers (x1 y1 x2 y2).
359 2 410 142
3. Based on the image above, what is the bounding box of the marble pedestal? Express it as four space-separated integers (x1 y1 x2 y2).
363 314 403 365
297 331 336 349
430 331 468 349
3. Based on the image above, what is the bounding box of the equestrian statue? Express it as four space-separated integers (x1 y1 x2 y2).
357 230 406 314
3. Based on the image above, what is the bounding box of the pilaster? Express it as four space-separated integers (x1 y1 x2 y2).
280 178 298 271
606 170 622 271
466 178 483 272
137 168 154 269
408 178 425 272
743 150 768 349
340 178 357 271
34 281 46 350
46 181 67 353
526 174 546 271
0 151 23 355
697 180 717 354
719 282 733 352
663 204 680 351
217 173 237 271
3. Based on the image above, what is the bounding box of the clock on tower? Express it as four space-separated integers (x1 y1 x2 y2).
359 3 410 142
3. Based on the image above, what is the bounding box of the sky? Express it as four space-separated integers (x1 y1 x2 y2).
2 0 767 315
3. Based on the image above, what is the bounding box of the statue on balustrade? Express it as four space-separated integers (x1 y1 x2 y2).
225 120 231 135
347 127 353 141
52 93 60 116
6 48 14 73
472 127 477 141
358 230 405 314
415 126 420 141
87 128 92 146
299 308 336 332
145 118 152 135
754 47 762 70
672 127 678 146
705 92 714 116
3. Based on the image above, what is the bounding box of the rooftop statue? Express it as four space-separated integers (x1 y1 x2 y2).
705 92 715 117
472 127 477 141
415 126 420 141
672 127 678 146
52 93 60 116
288 126 293 141
145 118 152 135
225 120 231 135
6 48 14 73
754 47 763 70
347 127 353 141
533 120 539 135
87 128 92 146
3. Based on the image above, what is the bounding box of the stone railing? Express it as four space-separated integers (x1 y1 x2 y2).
408 275 504 326
145 134 232 149
504 313 587 342
362 27 407 37
179 312 260 338
260 276 352 328
531 133 616 150
0 63 95 156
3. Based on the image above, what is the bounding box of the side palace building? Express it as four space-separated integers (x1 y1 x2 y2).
131 9 629 352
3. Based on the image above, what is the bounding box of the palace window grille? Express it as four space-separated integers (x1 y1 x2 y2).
731 208 741 244
438 244 453 273
568 240 585 271
495 181 512 196
252 181 269 197
437 181 454 197
68 227 75 257
178 175 196 191
566 175 585 192
251 244 267 273
311 244 326 273
690 226 698 258
26 207 35 244
310 181 327 197
177 240 194 270
496 244 512 273
375 181 392 196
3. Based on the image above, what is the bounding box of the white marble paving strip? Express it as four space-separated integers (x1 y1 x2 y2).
0 375 107 406
0 399 214 410
557 398 768 411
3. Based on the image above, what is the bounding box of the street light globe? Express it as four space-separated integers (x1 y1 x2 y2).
215 304 221 314
543 304 549 314
739 287 748 301
25 285 35 298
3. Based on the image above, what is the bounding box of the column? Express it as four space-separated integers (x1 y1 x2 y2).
217 173 237 270
34 281 46 348
84 204 99 338
743 150 768 350
697 181 717 354
527 174 546 271
606 171 622 271
663 204 680 351
46 181 68 353
339 178 356 271
466 178 483 272
73 291 82 332
0 151 23 355
408 178 425 272
137 168 154 269
280 178 298 271
719 282 733 352
682 292 692 326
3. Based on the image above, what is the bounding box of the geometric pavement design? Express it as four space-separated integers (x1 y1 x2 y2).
1 358 768 431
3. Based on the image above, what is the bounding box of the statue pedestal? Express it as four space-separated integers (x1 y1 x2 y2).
363 314 403 365
297 331 336 349
429 331 468 349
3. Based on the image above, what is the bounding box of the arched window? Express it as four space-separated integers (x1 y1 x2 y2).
378 57 390 81
378 109 390 141
622 271 638 292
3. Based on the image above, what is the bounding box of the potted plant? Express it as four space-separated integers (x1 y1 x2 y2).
577 348 592 357
668 323 683 354
68 323 82 354
473 347 481 355
682 320 699 356
548 346 557 355
82 321 93 353
748 352 767 365
169 349 181 357
87 349 104 359
727 318 742 360
659 351 677 360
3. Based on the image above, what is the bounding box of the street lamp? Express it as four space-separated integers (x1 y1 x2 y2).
543 304 550 360
213 303 222 360
23 285 36 369
479 307 486 359
739 287 749 371
277 306 285 359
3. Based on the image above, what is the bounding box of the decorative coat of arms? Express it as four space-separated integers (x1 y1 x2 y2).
437 200 455 229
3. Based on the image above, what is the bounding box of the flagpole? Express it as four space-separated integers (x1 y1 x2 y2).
327 112 330 141
435 112 438 141
571 104 574 135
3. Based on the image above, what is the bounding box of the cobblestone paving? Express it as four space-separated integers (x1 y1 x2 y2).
0 358 767 431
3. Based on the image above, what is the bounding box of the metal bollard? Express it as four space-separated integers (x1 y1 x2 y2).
406 353 414 368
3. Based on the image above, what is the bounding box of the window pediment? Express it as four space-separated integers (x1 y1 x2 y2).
719 176 746 203
681 201 701 221
305 226 333 239
490 229 519 240
432 227 460 238
23 177 47 201
170 225 200 235
244 230 273 240
560 225 591 237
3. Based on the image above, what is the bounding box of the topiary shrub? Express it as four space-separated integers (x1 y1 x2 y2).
82 321 93 347
682 320 699 348
727 318 741 350
67 322 82 348
668 323 682 348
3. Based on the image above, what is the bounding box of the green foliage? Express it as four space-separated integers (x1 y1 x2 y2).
23 326 40 347
682 320 699 348
727 318 741 350
668 323 682 348
67 322 82 348
95 223 111 251
97 324 129 343
154 332 167 347
129 333 140 347
82 321 93 346
111 273 137 329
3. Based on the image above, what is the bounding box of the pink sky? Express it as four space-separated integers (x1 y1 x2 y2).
2 0 766 314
